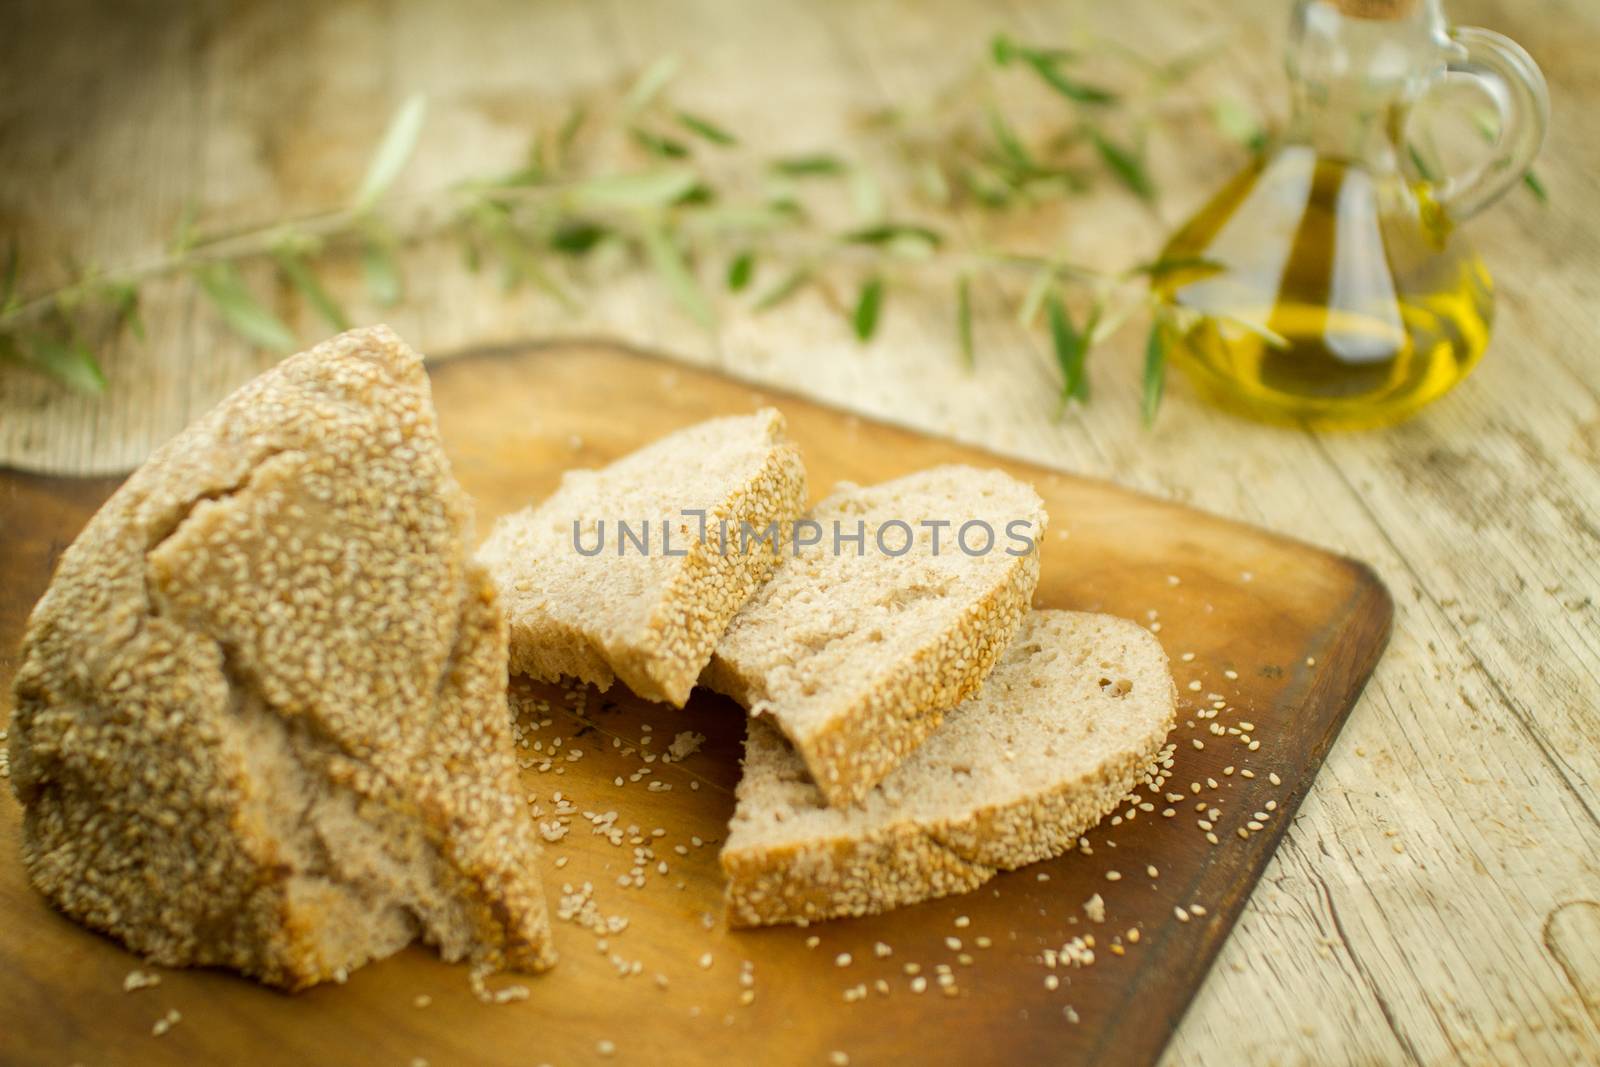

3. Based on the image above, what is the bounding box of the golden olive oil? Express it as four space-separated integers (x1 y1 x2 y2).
1154 148 1494 430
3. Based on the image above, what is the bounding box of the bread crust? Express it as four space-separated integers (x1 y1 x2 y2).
485 411 806 707
8 326 554 988
721 611 1177 926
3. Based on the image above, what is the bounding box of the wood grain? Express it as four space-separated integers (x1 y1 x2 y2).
1 1 1597 1063
0 343 1391 1067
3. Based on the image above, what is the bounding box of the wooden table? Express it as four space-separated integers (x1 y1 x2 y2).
1 1 1596 1064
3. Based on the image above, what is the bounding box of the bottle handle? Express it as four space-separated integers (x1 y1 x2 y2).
1423 26 1549 221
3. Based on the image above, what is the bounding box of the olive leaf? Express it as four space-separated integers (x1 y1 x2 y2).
641 220 714 329
631 127 691 159
0 239 18 313
1 329 106 393
572 169 700 209
1142 314 1168 427
275 250 350 332
842 222 943 248
770 154 848 177
727 250 755 292
752 267 812 312
1212 98 1267 153
853 275 885 341
1091 131 1154 201
195 262 295 351
623 55 681 116
353 94 428 213
360 235 403 307
677 110 738 146
1047 289 1090 409
956 273 975 369
993 35 1116 106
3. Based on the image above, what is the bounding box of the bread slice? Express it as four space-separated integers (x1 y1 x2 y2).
721 610 1176 926
8 326 554 990
702 465 1046 806
478 410 806 707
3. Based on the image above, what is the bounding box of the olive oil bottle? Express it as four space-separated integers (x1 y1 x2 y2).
1154 0 1547 429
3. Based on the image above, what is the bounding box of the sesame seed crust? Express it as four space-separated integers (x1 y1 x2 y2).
479 410 807 707
721 611 1177 926
7 325 554 989
702 466 1046 807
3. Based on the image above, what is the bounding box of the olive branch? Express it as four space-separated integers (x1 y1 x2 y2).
0 33 1277 425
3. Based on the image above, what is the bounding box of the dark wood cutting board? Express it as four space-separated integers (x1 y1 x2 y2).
0 341 1392 1067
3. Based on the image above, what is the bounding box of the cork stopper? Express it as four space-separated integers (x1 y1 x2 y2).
1330 0 1418 18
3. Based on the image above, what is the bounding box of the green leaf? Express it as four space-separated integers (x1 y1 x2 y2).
640 220 714 330
353 93 428 212
550 219 609 255
1522 169 1549 203
770 154 847 177
991 34 1017 65
752 267 812 312
987 107 1034 171
727 250 755 292
275 250 350 332
676 110 738 146
956 273 974 369
842 222 943 248
1004 43 1117 106
572 169 700 210
1047 289 1088 408
623 55 681 116
102 280 144 341
361 237 403 307
852 275 884 342
1092 131 1154 201
1142 315 1168 427
556 103 587 164
195 263 295 351
1017 268 1053 327
631 126 691 159
850 167 885 223
0 239 17 311
2 331 106 393
1212 98 1266 153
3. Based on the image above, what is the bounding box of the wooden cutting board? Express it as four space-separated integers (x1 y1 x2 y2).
0 342 1392 1067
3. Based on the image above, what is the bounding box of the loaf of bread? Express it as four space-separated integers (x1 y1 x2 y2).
702 466 1045 806
479 410 806 707
721 610 1176 926
8 326 554 989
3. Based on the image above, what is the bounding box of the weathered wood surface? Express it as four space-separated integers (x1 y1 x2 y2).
0 343 1395 1066
0 1 1596 1064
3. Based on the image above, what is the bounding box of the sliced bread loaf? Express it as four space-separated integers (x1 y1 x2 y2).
478 410 806 707
721 610 1176 926
9 326 554 988
702 465 1045 806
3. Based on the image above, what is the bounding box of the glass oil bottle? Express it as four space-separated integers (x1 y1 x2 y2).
1153 0 1547 428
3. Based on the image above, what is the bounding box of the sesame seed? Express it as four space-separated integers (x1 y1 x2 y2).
1105 870 1122 881
698 953 713 969
836 953 853 968
597 1040 616 1057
